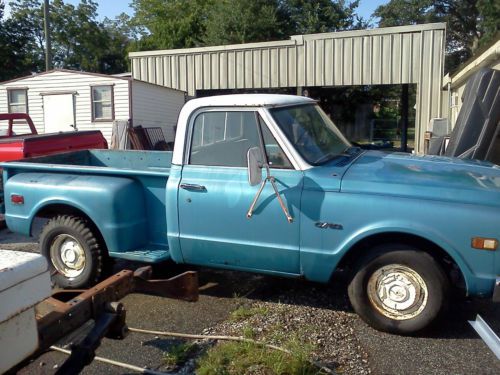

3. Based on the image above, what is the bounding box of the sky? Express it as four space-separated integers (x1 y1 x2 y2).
4 0 387 23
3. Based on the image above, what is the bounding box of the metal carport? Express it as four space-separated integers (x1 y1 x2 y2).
129 23 446 153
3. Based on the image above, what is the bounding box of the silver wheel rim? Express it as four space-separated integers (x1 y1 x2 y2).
367 264 428 320
50 234 86 278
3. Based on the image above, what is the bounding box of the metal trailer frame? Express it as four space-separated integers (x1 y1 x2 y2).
10 267 198 374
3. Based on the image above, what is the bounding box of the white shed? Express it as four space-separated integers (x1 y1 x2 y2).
0 69 186 144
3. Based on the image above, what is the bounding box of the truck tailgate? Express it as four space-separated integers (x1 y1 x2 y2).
22 131 107 157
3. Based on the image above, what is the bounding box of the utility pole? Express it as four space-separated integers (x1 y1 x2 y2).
43 0 51 71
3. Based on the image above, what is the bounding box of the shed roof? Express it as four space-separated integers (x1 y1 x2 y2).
443 39 500 89
0 69 186 94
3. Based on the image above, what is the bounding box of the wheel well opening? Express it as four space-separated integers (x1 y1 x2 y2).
336 232 466 293
34 204 108 254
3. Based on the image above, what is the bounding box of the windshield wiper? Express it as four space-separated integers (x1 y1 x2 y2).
343 146 362 155
313 147 361 166
312 152 340 165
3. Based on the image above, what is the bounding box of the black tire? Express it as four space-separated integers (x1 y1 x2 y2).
40 215 104 288
348 244 450 335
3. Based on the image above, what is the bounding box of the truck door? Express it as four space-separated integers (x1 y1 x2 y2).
178 109 303 274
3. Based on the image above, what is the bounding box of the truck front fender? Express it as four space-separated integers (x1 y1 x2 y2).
4 173 148 253
301 221 484 295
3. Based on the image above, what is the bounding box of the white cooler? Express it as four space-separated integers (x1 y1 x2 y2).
0 250 51 373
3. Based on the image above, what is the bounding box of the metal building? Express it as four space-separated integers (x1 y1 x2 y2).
130 23 446 153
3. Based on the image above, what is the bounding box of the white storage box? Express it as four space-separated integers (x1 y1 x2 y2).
0 250 51 373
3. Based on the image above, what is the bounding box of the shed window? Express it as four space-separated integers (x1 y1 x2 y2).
8 89 28 113
91 86 114 121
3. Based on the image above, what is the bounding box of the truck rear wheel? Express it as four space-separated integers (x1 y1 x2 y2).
40 215 103 288
348 245 449 334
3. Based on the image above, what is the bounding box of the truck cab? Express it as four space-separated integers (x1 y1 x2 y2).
2 94 499 335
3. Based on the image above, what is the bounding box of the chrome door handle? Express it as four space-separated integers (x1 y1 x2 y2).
180 183 206 191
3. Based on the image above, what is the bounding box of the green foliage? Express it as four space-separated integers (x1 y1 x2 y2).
129 0 367 50
130 0 210 50
196 335 318 375
374 0 500 72
230 306 269 322
1 0 133 80
163 342 197 368
0 0 42 80
374 0 437 27
202 0 289 46
284 0 367 34
49 0 106 70
476 0 500 48
101 14 135 74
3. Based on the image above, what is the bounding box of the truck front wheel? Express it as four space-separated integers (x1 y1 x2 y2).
348 245 449 334
40 215 104 288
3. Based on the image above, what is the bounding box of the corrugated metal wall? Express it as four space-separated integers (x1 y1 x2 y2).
130 23 446 153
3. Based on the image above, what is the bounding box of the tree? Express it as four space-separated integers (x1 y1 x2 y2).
283 0 368 34
6 0 130 75
434 0 499 54
203 0 288 45
101 14 136 74
374 0 500 72
0 0 41 80
49 0 107 71
129 0 369 51
130 0 210 50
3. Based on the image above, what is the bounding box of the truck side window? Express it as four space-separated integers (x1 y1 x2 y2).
189 111 293 169
190 111 260 167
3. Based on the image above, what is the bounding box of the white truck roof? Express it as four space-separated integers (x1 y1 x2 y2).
184 94 314 110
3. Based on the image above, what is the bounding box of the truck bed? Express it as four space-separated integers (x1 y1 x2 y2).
4 149 172 177
2 150 173 262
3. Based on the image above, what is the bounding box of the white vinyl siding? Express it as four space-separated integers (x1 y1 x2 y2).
131 80 185 143
0 71 130 143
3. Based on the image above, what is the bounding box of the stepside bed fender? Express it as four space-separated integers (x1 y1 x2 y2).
4 173 148 253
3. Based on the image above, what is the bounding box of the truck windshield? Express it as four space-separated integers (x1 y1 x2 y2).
270 104 351 165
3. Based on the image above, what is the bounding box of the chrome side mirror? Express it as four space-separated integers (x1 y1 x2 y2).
247 146 263 186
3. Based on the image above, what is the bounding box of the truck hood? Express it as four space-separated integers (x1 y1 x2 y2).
340 151 500 207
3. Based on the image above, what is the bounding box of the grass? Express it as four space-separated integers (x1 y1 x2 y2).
230 305 269 322
196 331 321 375
163 342 197 368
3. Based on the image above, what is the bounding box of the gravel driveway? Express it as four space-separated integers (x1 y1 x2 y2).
1 227 499 374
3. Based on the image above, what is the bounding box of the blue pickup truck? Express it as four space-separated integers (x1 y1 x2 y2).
2 94 499 334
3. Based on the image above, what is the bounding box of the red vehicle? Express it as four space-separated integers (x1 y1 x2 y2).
0 113 107 162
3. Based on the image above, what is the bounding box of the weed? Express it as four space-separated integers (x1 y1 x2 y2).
242 325 256 339
164 342 197 368
196 331 320 375
230 305 269 322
